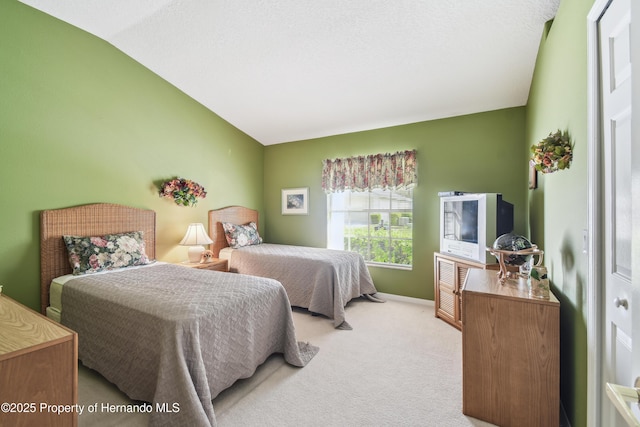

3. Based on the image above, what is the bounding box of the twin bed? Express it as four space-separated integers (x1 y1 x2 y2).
208 206 382 330
40 203 318 427
40 203 378 426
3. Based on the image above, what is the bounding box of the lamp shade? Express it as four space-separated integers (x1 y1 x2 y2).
179 223 213 263
179 223 213 246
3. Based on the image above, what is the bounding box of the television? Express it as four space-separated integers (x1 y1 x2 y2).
439 193 514 264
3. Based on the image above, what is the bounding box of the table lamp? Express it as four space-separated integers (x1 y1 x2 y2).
179 223 213 263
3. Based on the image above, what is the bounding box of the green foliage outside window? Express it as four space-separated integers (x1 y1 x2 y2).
329 188 413 268
345 225 412 265
390 212 412 226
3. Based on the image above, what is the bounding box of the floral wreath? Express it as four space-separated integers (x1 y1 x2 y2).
530 130 573 174
159 177 207 207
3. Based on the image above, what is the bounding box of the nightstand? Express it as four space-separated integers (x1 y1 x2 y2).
175 258 228 272
0 295 78 427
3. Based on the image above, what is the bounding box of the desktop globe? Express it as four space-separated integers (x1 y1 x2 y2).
491 233 533 266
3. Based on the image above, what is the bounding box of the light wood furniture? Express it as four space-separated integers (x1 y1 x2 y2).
175 258 228 272
461 269 560 427
0 295 78 427
433 252 497 329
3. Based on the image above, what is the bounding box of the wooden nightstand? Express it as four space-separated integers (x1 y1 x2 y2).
175 258 228 272
0 294 78 427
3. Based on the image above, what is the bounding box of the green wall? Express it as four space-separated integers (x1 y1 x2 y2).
0 1 264 311
525 0 593 425
264 108 527 299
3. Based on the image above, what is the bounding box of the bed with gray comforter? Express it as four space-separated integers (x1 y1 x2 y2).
61 263 318 427
223 244 380 329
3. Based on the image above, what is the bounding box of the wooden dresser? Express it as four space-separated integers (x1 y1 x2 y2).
0 295 78 427
461 269 559 427
434 252 497 329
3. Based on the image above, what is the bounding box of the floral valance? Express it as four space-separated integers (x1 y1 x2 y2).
321 150 417 193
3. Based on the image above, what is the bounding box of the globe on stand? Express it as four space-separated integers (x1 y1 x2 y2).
487 233 543 282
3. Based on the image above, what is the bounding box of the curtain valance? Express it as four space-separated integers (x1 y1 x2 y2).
321 149 417 193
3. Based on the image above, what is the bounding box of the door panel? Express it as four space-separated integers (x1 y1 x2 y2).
599 0 635 424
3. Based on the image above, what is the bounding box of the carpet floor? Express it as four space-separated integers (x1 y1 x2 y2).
76 294 495 426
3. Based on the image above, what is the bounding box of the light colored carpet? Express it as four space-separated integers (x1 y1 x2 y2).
77 294 496 427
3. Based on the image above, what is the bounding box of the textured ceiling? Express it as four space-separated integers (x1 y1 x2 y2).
20 0 560 145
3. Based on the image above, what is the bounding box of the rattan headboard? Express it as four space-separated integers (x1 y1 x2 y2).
39 203 156 314
208 206 259 257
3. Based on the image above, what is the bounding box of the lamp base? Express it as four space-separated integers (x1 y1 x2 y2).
187 245 205 263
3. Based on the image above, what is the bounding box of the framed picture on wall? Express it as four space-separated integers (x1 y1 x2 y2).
282 187 309 215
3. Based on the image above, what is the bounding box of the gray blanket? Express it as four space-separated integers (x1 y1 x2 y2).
61 263 318 427
227 244 378 328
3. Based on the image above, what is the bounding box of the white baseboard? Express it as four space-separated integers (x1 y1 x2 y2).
377 292 434 307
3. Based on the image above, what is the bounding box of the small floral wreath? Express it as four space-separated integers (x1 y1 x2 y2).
530 130 573 174
159 177 207 207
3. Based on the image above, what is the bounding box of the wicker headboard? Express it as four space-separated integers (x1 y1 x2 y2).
39 203 156 314
208 206 259 257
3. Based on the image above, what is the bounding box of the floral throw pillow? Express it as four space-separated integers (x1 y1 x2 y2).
63 231 150 275
222 222 262 248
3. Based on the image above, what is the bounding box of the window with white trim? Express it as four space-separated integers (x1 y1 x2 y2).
327 187 413 268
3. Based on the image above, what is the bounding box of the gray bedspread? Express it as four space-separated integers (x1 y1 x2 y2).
227 244 378 328
60 263 318 427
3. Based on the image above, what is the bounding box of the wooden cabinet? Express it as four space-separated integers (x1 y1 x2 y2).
0 294 78 427
175 258 228 272
433 252 496 329
461 269 560 427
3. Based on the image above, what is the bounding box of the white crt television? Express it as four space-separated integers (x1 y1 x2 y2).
439 193 514 264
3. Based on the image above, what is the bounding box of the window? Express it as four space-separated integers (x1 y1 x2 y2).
328 188 413 268
322 149 417 268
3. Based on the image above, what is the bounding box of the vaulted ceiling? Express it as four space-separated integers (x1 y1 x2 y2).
20 0 560 145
